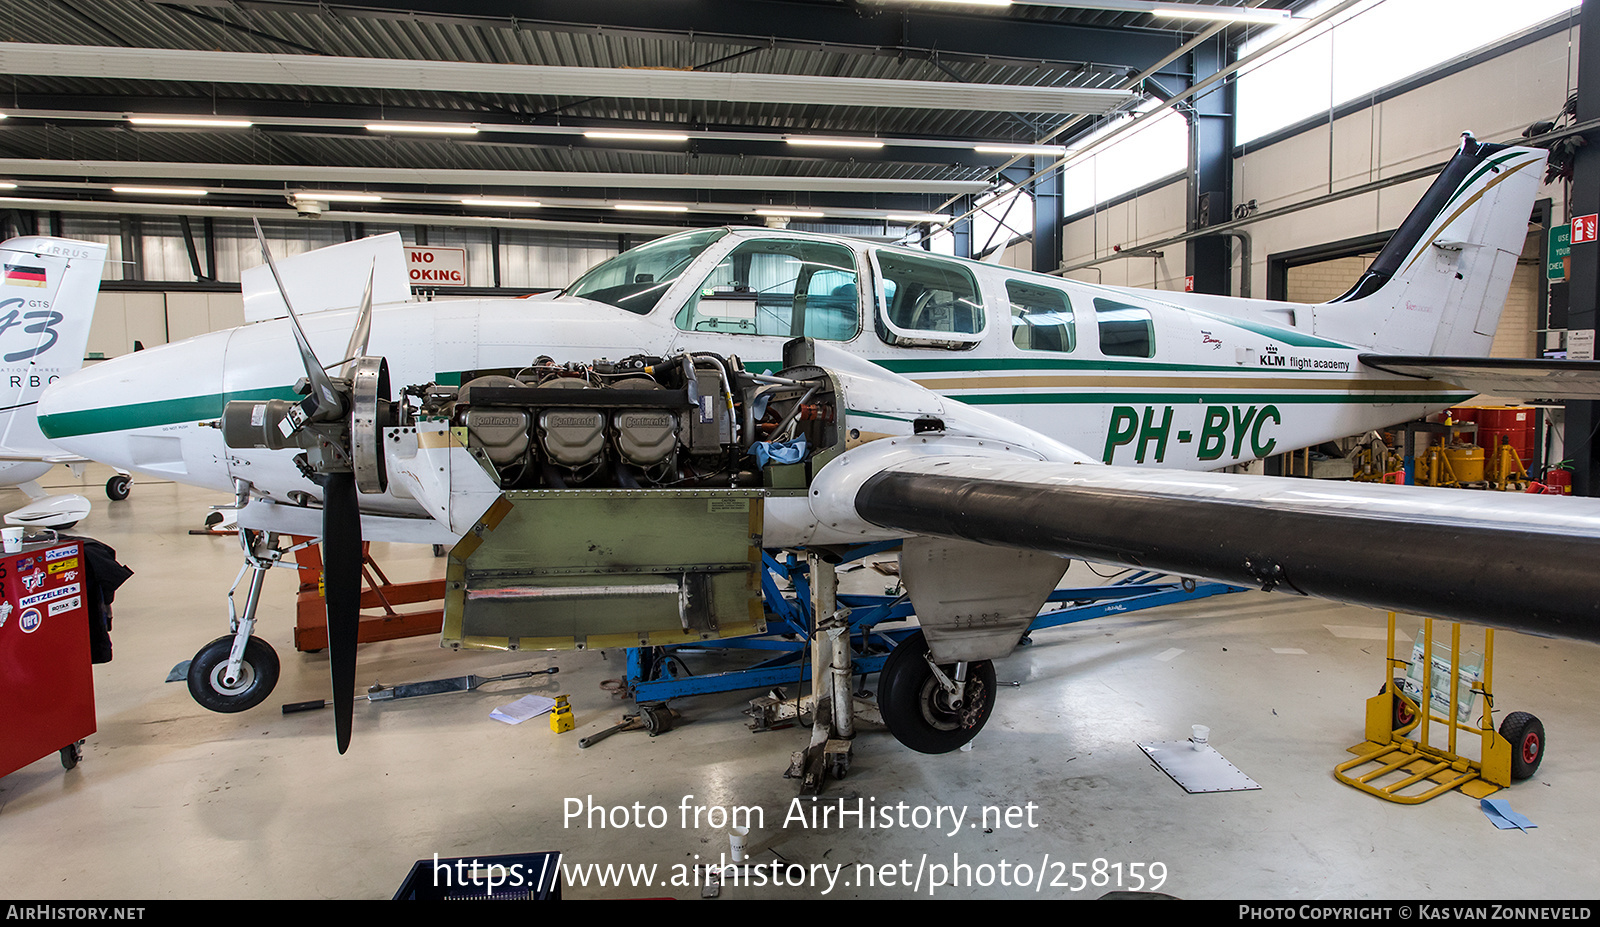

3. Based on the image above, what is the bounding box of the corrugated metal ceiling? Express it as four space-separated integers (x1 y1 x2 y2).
0 0 1294 226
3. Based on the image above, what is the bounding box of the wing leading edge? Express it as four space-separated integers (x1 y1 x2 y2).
854 456 1600 644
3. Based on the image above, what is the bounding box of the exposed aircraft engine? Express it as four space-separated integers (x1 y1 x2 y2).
414 351 837 492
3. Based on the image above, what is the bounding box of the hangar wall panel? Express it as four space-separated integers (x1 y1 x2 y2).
1060 25 1576 308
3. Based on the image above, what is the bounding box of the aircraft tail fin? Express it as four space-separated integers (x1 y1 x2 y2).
1313 134 1546 357
0 236 108 455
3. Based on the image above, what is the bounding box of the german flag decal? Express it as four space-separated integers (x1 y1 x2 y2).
3 264 46 288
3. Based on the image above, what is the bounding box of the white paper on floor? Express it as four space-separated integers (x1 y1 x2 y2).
1138 740 1261 793
491 694 558 724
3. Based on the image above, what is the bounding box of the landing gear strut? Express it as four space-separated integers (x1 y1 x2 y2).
185 479 308 713
877 630 995 754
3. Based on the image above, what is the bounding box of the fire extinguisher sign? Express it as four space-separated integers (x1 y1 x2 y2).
1573 214 1599 245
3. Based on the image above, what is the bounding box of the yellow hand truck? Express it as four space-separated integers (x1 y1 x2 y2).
1334 613 1544 803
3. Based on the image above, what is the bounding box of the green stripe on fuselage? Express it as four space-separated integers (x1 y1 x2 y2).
38 387 299 439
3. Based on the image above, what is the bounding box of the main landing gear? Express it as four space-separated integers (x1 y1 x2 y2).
877 631 995 755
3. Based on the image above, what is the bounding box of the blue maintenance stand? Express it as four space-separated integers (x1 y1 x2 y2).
625 543 1243 702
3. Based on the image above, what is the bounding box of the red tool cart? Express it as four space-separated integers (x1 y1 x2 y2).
0 539 95 777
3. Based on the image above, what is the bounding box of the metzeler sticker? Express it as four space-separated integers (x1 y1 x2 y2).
47 557 78 573
18 606 41 633
47 596 80 616
45 546 75 562
19 582 80 609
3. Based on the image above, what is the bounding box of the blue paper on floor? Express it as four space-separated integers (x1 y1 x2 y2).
166 660 190 683
1482 798 1537 831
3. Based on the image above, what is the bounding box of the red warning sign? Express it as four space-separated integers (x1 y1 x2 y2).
407 247 468 287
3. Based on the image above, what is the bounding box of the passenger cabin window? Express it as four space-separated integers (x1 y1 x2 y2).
565 227 727 315
676 239 860 341
875 250 983 348
1094 298 1156 358
1008 280 1076 353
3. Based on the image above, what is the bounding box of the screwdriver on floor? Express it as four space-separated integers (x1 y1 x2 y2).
281 668 558 713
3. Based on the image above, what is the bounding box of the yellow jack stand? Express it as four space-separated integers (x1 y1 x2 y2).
549 695 575 734
1334 613 1541 804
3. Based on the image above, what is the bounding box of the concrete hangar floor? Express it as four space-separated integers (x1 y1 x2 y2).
1 464 1598 901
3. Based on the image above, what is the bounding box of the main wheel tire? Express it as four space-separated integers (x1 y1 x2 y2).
1500 711 1545 780
878 631 996 754
105 474 131 501
187 635 280 713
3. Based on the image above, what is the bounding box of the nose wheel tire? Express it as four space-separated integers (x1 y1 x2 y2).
105 474 131 501
877 630 996 754
1499 711 1545 781
187 635 280 713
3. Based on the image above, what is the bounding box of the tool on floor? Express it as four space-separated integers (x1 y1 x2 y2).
577 702 677 748
281 667 557 714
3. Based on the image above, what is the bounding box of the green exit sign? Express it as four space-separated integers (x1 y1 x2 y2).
1550 225 1572 281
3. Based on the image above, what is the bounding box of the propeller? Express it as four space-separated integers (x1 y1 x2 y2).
219 226 395 753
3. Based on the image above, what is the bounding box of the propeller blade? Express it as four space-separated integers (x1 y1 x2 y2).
251 218 344 420
339 261 376 380
321 470 362 754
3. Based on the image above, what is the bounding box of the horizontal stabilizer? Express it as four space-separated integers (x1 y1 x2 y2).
854 457 1600 643
1360 354 1600 401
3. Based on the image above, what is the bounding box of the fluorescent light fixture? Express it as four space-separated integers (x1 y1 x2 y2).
583 130 690 143
887 213 949 223
786 137 886 150
112 185 207 196
886 0 1012 6
974 144 1068 156
755 208 826 218
615 203 691 213
365 123 479 135
129 116 253 128
297 192 383 202
462 197 542 208
1149 3 1293 23
0 183 15 190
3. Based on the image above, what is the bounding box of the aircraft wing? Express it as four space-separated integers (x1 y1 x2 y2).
1359 354 1600 402
0 451 86 464
850 450 1600 643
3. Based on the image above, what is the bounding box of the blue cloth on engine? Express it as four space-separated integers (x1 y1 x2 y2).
750 435 807 468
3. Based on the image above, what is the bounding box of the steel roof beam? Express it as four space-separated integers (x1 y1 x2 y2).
221 0 1190 73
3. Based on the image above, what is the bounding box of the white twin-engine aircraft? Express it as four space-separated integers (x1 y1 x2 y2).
0 236 117 529
33 133 1600 758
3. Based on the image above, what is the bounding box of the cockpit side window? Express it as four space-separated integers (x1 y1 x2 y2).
1008 280 1075 353
1093 298 1156 358
874 250 983 347
566 228 728 315
675 238 861 340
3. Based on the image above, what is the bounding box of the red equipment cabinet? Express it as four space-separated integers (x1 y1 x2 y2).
0 540 95 777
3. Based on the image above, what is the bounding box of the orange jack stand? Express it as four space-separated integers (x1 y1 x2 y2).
290 535 446 652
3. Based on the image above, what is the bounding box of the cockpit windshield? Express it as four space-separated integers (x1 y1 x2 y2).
565 228 729 314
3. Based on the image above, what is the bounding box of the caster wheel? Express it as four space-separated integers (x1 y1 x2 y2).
187 635 280 713
878 631 995 754
1380 681 1417 731
59 741 83 770
106 474 131 501
1500 711 1545 780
